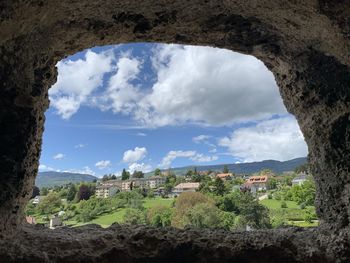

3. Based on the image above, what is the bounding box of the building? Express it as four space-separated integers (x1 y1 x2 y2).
172 182 200 196
243 175 269 194
95 185 120 198
49 215 62 229
26 216 36 225
292 173 308 186
32 195 44 204
216 173 233 181
148 176 166 188
96 176 166 198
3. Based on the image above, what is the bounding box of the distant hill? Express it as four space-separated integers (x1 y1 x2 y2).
146 157 307 176
36 171 98 188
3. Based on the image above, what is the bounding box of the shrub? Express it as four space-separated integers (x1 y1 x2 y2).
123 209 146 225
299 202 306 210
281 201 287 209
147 205 173 227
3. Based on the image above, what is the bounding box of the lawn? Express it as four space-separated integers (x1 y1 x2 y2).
260 199 300 209
64 197 174 228
260 198 317 225
143 198 174 209
289 220 319 227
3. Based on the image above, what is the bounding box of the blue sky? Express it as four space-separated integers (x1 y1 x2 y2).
39 43 308 177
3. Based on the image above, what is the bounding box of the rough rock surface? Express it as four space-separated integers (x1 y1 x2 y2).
1 224 350 263
0 0 349 261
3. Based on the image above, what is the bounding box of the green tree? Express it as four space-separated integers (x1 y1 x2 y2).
184 203 223 229
223 165 229 173
217 191 241 214
213 177 227 196
132 170 144 178
67 184 77 201
37 192 62 214
237 192 271 229
41 187 49 196
172 191 214 228
198 182 211 194
123 208 146 225
58 188 68 198
147 205 173 227
154 168 162 176
294 163 309 174
185 169 193 178
266 177 277 190
25 202 37 216
147 189 155 198
121 169 130 180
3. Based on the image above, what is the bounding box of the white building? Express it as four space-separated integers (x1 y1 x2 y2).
172 182 200 197
148 176 166 189
32 195 43 204
292 173 308 186
95 185 120 198
243 175 269 194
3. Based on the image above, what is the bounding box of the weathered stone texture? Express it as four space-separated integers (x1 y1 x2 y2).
0 0 349 261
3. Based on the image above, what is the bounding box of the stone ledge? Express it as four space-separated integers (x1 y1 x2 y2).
1 224 349 262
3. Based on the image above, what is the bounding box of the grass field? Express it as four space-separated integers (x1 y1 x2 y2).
143 198 174 209
260 198 317 227
64 197 174 228
260 199 300 209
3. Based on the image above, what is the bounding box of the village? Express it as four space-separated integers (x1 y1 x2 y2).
26 166 314 230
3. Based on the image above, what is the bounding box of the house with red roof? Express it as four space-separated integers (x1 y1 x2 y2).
243 175 269 194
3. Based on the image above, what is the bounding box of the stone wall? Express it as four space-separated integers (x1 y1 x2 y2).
0 0 349 261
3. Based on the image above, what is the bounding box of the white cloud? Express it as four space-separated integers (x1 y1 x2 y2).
160 150 218 168
93 54 142 114
95 160 111 169
50 49 114 119
122 147 147 163
53 153 65 160
75 143 86 149
64 166 95 176
136 132 147 136
38 164 55 171
132 44 286 127
51 44 286 128
193 135 212 144
191 154 218 162
128 162 153 173
218 116 308 162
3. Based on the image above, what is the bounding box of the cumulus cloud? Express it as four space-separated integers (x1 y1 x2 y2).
128 162 153 173
218 116 308 162
38 164 55 171
95 160 111 169
132 44 286 127
50 49 114 119
160 150 218 168
53 153 65 160
193 135 212 144
122 147 147 163
51 44 286 128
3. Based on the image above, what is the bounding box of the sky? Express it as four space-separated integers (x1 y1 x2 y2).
39 43 308 177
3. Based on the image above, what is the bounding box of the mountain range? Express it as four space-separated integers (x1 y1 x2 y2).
36 171 98 188
149 157 307 176
36 157 307 187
